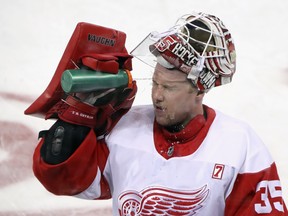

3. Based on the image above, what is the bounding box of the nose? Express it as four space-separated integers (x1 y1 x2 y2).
152 85 164 102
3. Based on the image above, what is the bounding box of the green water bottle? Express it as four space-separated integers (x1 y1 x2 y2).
61 69 130 93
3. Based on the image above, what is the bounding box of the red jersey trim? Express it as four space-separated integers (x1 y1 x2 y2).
153 105 216 159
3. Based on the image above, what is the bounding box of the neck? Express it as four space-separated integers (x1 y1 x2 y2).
166 107 206 133
165 123 186 133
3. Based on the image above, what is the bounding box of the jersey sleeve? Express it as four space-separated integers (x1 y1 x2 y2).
225 163 287 215
224 124 287 216
33 129 111 199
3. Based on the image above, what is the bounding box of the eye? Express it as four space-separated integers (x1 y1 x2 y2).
152 80 158 87
163 85 171 89
163 85 177 91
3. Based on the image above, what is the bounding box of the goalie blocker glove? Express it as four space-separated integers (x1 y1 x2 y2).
31 24 137 164
40 81 136 164
25 22 137 137
46 48 137 131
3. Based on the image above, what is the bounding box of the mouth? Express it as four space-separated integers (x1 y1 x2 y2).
154 104 164 110
154 104 166 115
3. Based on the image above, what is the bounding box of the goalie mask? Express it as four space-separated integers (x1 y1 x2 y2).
131 12 236 92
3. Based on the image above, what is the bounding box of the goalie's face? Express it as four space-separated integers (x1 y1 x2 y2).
152 63 204 128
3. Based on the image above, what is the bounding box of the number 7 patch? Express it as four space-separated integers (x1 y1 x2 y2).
212 164 225 180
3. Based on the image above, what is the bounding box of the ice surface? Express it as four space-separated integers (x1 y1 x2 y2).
1 0 288 215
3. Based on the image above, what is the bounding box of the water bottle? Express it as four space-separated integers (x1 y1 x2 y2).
61 69 130 93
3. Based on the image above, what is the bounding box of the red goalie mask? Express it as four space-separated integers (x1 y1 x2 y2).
131 12 236 92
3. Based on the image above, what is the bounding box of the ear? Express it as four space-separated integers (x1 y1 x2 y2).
196 91 205 102
197 90 205 96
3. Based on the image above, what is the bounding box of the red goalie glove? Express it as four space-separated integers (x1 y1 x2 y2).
25 22 137 136
46 81 137 135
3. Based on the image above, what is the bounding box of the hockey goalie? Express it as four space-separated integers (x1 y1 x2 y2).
26 12 287 216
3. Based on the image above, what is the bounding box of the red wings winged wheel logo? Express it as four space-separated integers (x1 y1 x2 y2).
118 185 209 216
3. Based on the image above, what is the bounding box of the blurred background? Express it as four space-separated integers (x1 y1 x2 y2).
1 0 287 215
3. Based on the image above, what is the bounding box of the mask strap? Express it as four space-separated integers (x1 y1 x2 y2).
187 56 205 81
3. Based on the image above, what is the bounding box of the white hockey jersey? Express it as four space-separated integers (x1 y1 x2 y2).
33 105 287 215
76 105 287 215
